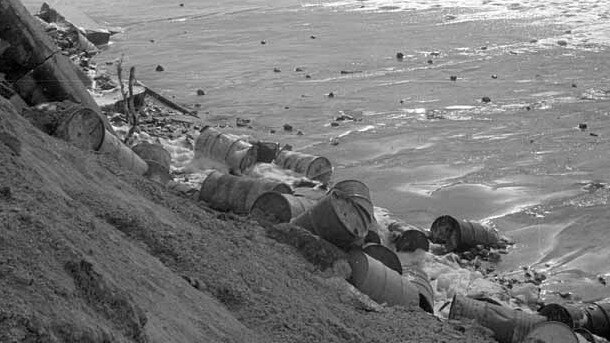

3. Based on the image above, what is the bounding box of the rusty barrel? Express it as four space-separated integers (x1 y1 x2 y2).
97 131 148 175
52 104 105 151
292 189 369 248
583 302 610 339
402 265 434 313
449 295 547 343
389 222 430 252
274 149 332 185
347 249 419 308
132 142 171 184
250 191 316 223
331 179 375 224
539 303 589 329
430 215 500 251
523 321 579 343
198 171 292 214
194 126 258 175
363 243 402 275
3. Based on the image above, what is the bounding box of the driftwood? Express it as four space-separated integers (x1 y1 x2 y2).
135 81 198 117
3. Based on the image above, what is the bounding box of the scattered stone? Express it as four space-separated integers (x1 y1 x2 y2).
93 74 117 90
236 118 251 127
330 122 339 127
295 67 303 72
270 129 276 134
296 130 303 136
150 39 155 43
399 99 404 104
310 35 316 39
261 40 267 45
179 3 184 6
196 89 205 96
598 275 607 285
427 59 433 64
329 137 339 146
572 83 577 88
429 51 441 57
335 114 355 121
590 132 599 137
578 123 587 130
340 70 362 75
284 106 289 109
450 75 457 81
273 67 281 73
305 74 311 79
155 65 165 72
283 124 293 132
530 39 538 43
557 40 568 47
481 96 491 103
327 92 335 98
491 74 498 79
445 14 457 20
396 52 404 60
480 46 488 50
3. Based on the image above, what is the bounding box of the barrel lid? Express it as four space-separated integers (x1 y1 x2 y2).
524 321 579 343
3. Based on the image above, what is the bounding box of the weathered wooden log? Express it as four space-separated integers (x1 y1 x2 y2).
0 0 113 132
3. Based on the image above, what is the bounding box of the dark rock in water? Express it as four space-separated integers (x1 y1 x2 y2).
481 96 491 103
590 132 599 137
341 70 362 75
196 89 205 96
578 123 587 130
150 39 155 43
155 65 165 72
399 99 404 104
396 52 405 60
480 46 488 50
557 40 568 47
450 75 457 81
305 74 311 79
283 124 293 132
571 83 577 88
491 74 498 79
530 39 538 43
284 106 289 109
179 3 184 6
295 67 303 72
330 122 339 127
273 67 281 73
270 129 276 134
327 92 335 98
310 35 316 39
427 59 433 64
430 51 441 57
261 40 267 45
296 130 303 136
236 118 251 127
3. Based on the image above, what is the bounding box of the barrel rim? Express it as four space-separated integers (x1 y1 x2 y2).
250 191 292 223
362 243 402 275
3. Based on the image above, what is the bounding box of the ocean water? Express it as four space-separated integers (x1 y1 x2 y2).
24 0 610 303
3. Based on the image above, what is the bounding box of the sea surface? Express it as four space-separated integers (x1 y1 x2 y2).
24 0 610 304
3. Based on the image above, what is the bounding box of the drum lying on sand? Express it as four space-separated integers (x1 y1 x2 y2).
198 170 292 214
292 189 369 248
194 126 258 175
347 249 419 308
273 149 332 185
250 191 316 223
430 215 500 251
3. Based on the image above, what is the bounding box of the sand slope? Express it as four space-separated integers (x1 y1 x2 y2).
0 96 494 342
